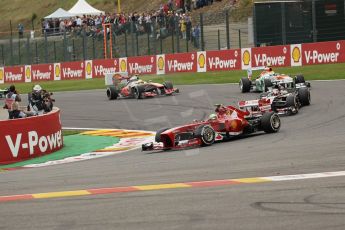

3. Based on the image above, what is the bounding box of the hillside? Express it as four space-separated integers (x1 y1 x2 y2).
0 0 252 37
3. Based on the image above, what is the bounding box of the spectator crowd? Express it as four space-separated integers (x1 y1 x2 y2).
41 0 225 49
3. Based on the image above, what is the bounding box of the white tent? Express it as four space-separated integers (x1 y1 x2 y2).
68 0 105 16
45 8 75 19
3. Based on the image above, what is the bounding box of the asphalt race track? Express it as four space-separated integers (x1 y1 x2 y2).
1 81 345 230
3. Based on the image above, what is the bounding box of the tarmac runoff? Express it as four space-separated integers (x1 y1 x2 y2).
1 170 345 202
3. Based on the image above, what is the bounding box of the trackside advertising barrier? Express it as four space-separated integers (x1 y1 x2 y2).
251 45 291 68
127 55 156 75
61 61 84 80
165 52 197 74
205 49 241 72
301 40 345 66
0 40 344 84
91 58 119 78
31 64 54 82
0 109 63 165
4 66 25 83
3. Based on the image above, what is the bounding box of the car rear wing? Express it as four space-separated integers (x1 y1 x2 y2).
246 66 268 79
238 99 271 115
238 100 259 109
105 72 129 86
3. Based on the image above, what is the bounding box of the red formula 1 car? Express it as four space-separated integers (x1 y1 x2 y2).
106 74 179 100
142 104 281 151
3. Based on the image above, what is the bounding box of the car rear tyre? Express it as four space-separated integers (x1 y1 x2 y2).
298 87 310 106
194 125 216 146
106 87 118 100
239 77 251 93
260 112 281 133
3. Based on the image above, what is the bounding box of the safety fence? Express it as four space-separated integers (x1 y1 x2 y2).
0 7 251 67
0 39 344 85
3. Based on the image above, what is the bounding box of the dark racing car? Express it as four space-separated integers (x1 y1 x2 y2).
239 82 311 116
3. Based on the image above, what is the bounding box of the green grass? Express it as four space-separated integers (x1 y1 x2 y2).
2 63 345 93
62 130 81 136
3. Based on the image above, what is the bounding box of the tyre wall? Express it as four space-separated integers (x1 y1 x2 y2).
0 108 63 165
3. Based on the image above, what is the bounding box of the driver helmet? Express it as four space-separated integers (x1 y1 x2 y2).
209 113 217 120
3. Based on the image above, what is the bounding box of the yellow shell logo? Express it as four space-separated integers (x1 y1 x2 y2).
198 53 205 69
242 50 250 65
292 47 301 63
0 69 3 81
120 60 127 72
55 65 60 78
86 62 92 75
158 57 164 71
25 67 31 80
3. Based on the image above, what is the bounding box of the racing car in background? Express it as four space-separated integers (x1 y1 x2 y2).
106 73 179 100
239 67 310 93
142 104 281 151
239 82 311 116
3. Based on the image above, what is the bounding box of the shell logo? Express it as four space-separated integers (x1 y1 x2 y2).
86 62 92 75
55 65 60 78
157 56 164 71
0 69 3 81
25 67 31 80
120 60 127 72
242 50 251 65
198 53 205 69
292 47 301 63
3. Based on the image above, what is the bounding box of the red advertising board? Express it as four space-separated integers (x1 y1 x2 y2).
4 66 25 83
31 64 54 82
127 55 156 75
61 61 85 80
302 40 345 65
0 109 63 165
206 49 241 71
92 59 118 78
251 45 290 67
165 52 197 73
